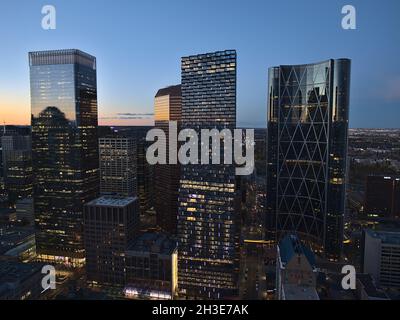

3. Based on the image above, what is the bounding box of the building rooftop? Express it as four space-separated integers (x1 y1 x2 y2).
365 229 400 246
0 261 43 297
155 85 181 98
357 274 389 300
86 196 137 208
282 284 319 300
278 234 316 267
0 226 35 255
127 232 177 255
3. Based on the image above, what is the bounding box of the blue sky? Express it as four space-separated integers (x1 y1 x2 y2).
0 0 399 127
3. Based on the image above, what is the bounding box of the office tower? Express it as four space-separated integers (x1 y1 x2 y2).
266 59 351 260
254 128 267 177
83 196 140 286
1 135 33 204
137 136 154 214
154 85 182 234
99 137 137 197
102 126 155 226
362 229 400 288
124 232 178 300
0 178 6 207
15 198 34 226
365 175 400 219
177 50 239 299
276 234 319 300
29 49 99 267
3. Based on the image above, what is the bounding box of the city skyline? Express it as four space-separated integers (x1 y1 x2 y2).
1 0 400 128
1 0 400 305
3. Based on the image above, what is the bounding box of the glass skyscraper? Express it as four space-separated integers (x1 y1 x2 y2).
177 50 239 299
1 134 33 204
29 49 99 267
154 85 181 234
266 59 351 260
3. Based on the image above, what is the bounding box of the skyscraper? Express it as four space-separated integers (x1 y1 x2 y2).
99 137 137 197
1 135 33 204
177 50 239 299
29 49 99 267
154 85 181 234
266 59 351 260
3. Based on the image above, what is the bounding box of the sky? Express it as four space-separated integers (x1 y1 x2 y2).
0 0 399 128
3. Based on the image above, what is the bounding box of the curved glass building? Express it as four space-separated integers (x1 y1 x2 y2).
266 59 351 260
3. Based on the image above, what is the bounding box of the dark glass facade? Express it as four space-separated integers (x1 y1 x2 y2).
365 175 400 219
1 135 33 204
266 59 351 260
177 50 239 299
154 85 181 234
29 49 99 267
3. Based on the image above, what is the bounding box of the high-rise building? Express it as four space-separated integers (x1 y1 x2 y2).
365 175 400 219
154 85 182 234
103 126 155 227
266 59 351 260
1 135 33 204
29 49 99 267
177 50 239 299
99 137 137 197
83 196 140 286
135 128 154 213
16 198 34 226
362 229 400 288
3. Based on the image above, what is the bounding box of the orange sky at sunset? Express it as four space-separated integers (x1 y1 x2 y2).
0 96 30 125
1 97 154 127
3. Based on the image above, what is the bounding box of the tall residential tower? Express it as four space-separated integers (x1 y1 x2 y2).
177 50 239 299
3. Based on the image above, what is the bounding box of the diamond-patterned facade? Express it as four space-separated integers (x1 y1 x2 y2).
266 59 351 260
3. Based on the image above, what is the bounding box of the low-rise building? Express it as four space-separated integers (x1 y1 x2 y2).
0 261 43 300
124 232 178 300
277 234 319 300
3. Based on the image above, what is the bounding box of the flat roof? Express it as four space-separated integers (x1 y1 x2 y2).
127 232 177 255
86 196 137 208
366 229 400 246
0 261 43 296
282 284 320 300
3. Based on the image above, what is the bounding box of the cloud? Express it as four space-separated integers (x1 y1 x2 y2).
116 112 154 116
382 76 400 102
99 112 154 120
